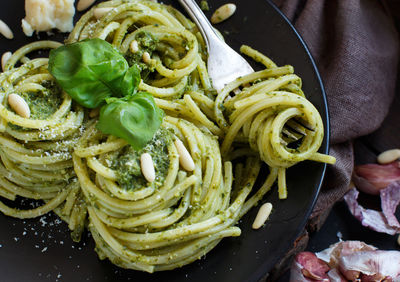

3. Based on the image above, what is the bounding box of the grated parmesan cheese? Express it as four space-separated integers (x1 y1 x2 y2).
22 0 75 36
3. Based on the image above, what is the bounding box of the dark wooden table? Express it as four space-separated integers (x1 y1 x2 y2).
277 75 400 281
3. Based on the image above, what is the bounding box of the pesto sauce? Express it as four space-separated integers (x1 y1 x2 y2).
200 0 209 11
111 128 171 190
15 80 62 120
124 31 158 81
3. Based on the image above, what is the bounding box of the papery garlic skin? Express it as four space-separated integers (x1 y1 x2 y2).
339 250 400 280
344 183 400 235
291 241 400 282
316 240 376 268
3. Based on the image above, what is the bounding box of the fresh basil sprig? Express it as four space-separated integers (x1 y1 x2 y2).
48 38 140 108
98 93 164 150
48 38 164 150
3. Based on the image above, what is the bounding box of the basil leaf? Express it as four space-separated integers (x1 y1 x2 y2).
48 38 140 108
97 92 164 150
48 38 164 150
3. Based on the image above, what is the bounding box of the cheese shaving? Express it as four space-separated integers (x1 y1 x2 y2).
22 0 75 36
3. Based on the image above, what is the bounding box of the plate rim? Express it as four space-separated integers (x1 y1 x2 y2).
248 1 330 281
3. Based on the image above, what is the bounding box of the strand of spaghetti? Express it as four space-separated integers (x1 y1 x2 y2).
183 94 222 136
0 185 71 219
99 175 155 201
138 76 187 98
240 167 279 217
62 184 80 216
240 45 277 69
309 152 337 164
148 188 191 228
224 73 300 109
74 139 127 158
87 157 118 180
4 40 62 71
95 208 173 229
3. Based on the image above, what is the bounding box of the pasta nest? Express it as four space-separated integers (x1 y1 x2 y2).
73 116 241 272
0 41 84 233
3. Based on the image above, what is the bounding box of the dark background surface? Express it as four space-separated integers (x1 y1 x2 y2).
0 1 329 282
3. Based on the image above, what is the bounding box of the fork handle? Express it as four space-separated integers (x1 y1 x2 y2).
177 0 220 49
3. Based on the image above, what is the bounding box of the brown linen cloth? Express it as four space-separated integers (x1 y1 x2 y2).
268 0 399 278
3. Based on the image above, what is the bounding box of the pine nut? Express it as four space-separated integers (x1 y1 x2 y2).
211 3 236 24
140 153 155 182
89 107 100 118
2 51 12 72
130 40 139 53
8 94 30 118
174 139 195 171
233 88 241 95
93 7 113 19
0 19 13 39
142 51 151 64
77 0 96 11
377 149 400 164
252 202 273 229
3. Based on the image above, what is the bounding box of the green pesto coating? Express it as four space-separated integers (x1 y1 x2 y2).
18 80 63 120
124 31 158 80
111 128 171 190
200 0 209 11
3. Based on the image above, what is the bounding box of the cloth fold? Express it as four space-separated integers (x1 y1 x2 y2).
272 0 399 224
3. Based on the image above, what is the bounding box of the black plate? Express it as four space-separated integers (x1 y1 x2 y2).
0 1 329 281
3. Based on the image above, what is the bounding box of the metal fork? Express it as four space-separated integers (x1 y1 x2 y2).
177 0 254 92
178 0 308 142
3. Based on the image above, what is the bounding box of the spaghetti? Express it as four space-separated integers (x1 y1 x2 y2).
0 41 87 241
0 0 335 272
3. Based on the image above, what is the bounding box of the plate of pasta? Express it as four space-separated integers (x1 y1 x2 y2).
0 0 334 281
